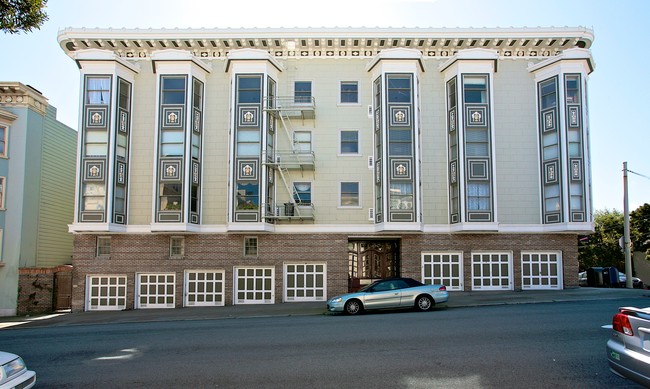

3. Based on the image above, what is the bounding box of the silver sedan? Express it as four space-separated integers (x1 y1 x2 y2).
327 277 448 315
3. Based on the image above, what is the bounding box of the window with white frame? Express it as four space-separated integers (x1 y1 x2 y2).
86 275 127 311
0 177 5 209
294 81 312 104
185 270 225 306
170 236 185 258
244 236 258 257
340 130 359 155
293 131 312 153
340 81 358 104
136 273 175 308
284 263 327 301
0 125 7 157
340 182 360 207
235 267 274 304
96 236 111 256
0 229 3 260
293 182 311 204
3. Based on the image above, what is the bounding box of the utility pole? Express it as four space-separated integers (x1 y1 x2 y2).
623 162 632 288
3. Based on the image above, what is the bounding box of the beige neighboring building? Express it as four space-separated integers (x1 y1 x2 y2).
57 27 595 312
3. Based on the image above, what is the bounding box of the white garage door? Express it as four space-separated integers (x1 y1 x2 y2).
471 252 513 291
234 267 274 304
86 275 127 311
521 252 563 290
284 263 327 302
422 252 464 291
185 270 225 306
136 273 175 309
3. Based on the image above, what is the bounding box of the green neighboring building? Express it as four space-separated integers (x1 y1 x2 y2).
0 82 77 316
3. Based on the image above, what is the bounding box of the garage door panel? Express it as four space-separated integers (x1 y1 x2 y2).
422 252 463 291
521 252 563 290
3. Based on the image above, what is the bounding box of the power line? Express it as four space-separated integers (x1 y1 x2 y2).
627 169 650 181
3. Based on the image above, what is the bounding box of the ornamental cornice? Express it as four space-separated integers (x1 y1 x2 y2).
57 26 594 62
0 82 48 115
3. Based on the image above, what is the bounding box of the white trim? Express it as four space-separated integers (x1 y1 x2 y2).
135 272 176 309
184 269 225 307
521 251 563 290
283 262 327 302
233 266 275 305
0 176 5 210
0 124 7 158
85 275 128 311
470 251 513 291
422 252 464 291
338 129 360 156
338 80 360 105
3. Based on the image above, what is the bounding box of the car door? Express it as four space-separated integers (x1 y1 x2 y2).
363 280 402 309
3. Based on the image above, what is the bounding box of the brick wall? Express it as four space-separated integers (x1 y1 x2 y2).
18 265 73 315
71 233 579 312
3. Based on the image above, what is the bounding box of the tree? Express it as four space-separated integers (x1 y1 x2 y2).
0 0 48 34
631 203 650 258
578 209 624 270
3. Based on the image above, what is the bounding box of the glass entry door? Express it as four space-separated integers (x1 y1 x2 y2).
348 240 400 292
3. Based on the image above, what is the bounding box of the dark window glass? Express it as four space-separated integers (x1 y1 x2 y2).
387 76 411 103
162 76 186 105
340 131 359 154
463 75 487 104
236 182 259 210
340 82 358 103
540 78 557 110
389 129 412 156
238 76 261 104
294 81 312 103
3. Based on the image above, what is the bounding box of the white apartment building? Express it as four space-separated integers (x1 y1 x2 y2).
58 27 595 311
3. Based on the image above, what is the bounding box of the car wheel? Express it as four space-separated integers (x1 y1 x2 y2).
415 295 434 312
344 299 362 315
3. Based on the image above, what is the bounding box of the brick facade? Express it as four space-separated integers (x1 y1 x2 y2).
71 233 578 312
17 265 73 315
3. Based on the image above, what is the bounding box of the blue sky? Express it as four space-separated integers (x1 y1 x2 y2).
1 0 648 212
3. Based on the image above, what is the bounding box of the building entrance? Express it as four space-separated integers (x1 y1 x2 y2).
348 240 400 292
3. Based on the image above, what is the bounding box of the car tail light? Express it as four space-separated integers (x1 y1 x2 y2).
613 313 634 336
438 286 447 291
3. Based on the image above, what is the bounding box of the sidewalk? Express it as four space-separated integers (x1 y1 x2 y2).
2 287 648 330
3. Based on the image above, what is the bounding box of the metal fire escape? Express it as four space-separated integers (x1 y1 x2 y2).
263 96 316 221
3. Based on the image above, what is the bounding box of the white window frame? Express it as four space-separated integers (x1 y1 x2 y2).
0 176 5 210
339 81 359 105
471 251 513 291
521 251 563 290
283 263 327 302
339 181 361 208
85 275 127 311
293 131 312 153
244 236 258 257
0 125 7 158
294 81 312 104
234 267 275 305
184 269 225 307
0 229 3 261
422 252 464 291
293 181 312 205
136 272 176 309
96 236 111 257
339 130 360 156
169 236 185 258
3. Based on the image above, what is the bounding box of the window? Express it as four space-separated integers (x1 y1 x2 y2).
463 75 487 104
170 237 185 257
83 183 105 211
293 182 311 204
340 182 360 207
340 81 358 103
389 182 413 210
244 237 258 256
340 131 359 155
161 77 186 105
236 129 261 156
0 125 7 157
294 81 312 104
86 77 110 105
238 76 261 104
387 75 411 103
236 183 259 210
159 183 182 211
293 131 312 153
540 78 557 110
0 177 4 209
467 183 490 211
96 236 111 256
388 129 412 156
